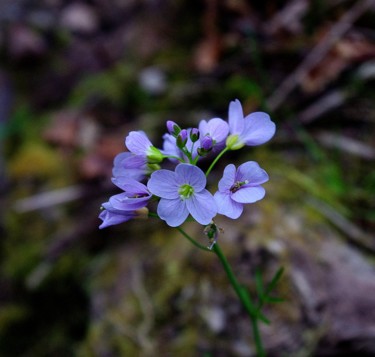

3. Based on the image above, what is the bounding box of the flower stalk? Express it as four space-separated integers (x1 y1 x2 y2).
99 98 281 356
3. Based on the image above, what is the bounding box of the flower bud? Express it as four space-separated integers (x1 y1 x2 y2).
176 129 188 149
166 120 181 136
190 128 200 142
201 135 213 151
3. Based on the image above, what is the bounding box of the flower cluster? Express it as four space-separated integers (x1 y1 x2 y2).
99 99 275 229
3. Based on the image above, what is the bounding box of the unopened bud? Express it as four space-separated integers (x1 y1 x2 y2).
176 129 188 149
190 128 200 142
166 120 181 136
201 135 213 151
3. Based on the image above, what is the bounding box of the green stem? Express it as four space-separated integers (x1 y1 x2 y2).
163 155 185 163
205 147 229 177
176 227 212 252
175 227 266 355
212 243 266 357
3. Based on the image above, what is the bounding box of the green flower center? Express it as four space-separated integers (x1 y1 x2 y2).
179 184 194 199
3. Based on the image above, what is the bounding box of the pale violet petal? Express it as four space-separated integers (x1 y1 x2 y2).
228 99 244 135
99 209 134 229
125 131 153 155
214 191 243 219
109 193 149 210
157 198 189 227
175 164 206 191
198 119 209 135
207 118 229 143
112 152 147 180
147 170 179 199
218 164 236 192
186 190 217 225
241 112 276 146
236 161 269 185
111 177 149 194
231 186 265 204
162 133 179 156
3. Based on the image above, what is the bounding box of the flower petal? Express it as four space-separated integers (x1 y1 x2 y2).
228 99 244 135
218 164 236 192
111 177 149 195
147 169 179 199
99 208 134 229
109 193 149 210
125 131 153 156
157 198 189 227
185 190 217 225
236 161 269 185
175 164 206 191
214 191 243 219
241 112 276 146
231 186 265 203
112 152 147 180
199 118 229 143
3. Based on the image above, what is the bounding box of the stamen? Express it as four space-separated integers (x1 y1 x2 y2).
178 184 194 199
230 180 249 193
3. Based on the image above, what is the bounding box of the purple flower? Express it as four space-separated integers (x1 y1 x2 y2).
99 178 151 229
147 163 217 227
214 162 269 219
199 118 229 147
125 131 163 163
99 202 138 229
226 99 276 150
112 152 148 180
109 177 151 210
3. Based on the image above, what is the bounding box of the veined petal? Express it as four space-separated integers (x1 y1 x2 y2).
113 152 146 168
125 131 153 156
147 169 179 199
175 164 206 191
109 193 149 210
111 177 149 194
198 120 209 135
218 164 236 192
112 152 147 180
214 191 243 219
157 198 189 227
231 186 265 203
236 161 269 185
99 207 135 229
228 99 244 135
186 190 217 225
241 112 276 146
199 118 229 143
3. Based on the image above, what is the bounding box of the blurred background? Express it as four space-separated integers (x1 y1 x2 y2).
1 0 375 356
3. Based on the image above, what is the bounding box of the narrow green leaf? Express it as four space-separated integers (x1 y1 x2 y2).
239 286 270 324
263 296 285 304
265 267 284 295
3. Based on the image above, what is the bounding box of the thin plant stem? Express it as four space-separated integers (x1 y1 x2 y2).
176 226 212 252
163 155 185 163
212 243 266 357
205 147 229 177
177 225 266 356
